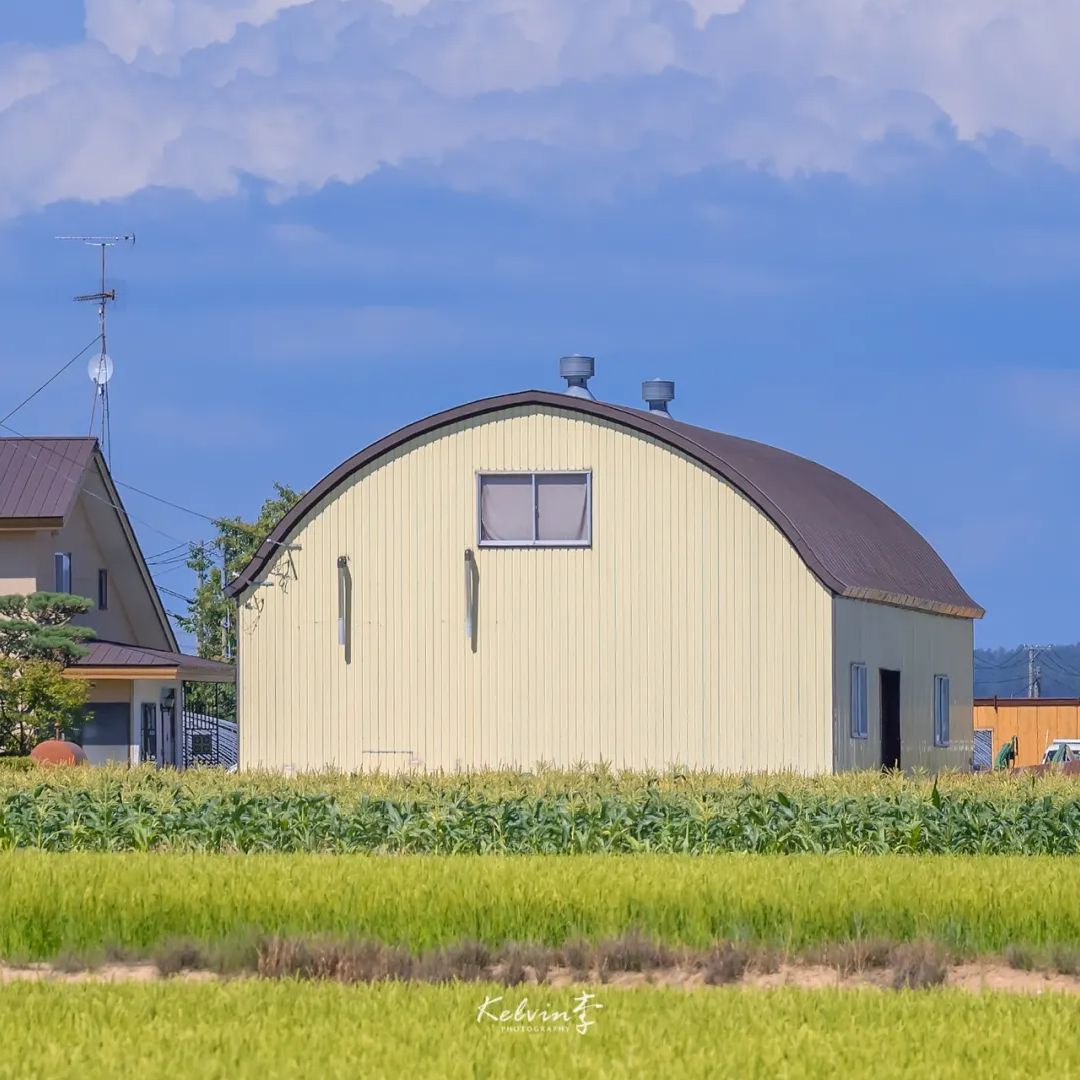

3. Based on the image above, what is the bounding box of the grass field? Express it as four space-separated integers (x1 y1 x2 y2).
4 765 1080 853
1 982 1077 1080
4 852 1080 961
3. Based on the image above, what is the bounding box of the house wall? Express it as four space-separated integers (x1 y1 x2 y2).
973 700 1080 768
0 532 38 594
832 597 974 772
47 492 139 643
0 500 140 643
82 680 134 766
131 679 180 766
237 405 834 774
79 678 181 766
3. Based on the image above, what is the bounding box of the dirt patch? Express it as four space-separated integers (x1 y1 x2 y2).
0 962 216 984
4 959 1080 995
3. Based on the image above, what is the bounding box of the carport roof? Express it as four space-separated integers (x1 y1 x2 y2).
69 641 235 683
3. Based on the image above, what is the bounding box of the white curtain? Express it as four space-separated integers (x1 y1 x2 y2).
536 475 588 542
480 476 534 541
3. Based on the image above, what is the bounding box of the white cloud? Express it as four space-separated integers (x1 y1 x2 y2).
1 0 1079 214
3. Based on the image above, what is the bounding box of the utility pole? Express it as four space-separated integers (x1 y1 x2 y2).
1025 644 1052 698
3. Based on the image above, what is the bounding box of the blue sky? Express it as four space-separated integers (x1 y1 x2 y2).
3 0 1080 648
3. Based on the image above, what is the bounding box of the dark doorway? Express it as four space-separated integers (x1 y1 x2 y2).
80 703 131 766
880 669 901 771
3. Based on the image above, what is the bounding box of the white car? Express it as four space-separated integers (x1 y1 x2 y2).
1041 740 1080 765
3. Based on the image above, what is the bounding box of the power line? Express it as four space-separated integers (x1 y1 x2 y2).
145 542 197 563
155 583 195 605
974 648 1026 669
112 480 216 523
0 336 102 429
1038 652 1080 679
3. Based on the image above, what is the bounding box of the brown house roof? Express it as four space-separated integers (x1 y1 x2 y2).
71 640 235 682
225 391 983 619
0 437 97 524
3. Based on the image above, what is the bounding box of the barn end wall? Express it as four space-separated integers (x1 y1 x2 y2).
832 596 974 773
237 405 834 773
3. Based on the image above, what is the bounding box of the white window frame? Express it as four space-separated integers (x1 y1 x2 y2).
934 674 950 747
476 471 593 548
55 552 72 594
850 662 868 739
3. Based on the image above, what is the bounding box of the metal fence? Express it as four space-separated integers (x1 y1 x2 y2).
973 728 994 771
181 711 239 770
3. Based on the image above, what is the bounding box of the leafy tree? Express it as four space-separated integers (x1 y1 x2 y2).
0 593 95 662
0 657 89 754
179 482 303 720
0 592 95 754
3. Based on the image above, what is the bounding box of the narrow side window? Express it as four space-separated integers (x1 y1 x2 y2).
54 552 72 593
850 662 868 739
934 675 950 747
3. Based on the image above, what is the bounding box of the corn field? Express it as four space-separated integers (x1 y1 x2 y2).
4 853 1080 959
3 774 1080 852
2 982 1079 1080
3 762 1080 802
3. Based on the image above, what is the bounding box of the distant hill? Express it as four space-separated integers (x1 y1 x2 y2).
975 645 1080 699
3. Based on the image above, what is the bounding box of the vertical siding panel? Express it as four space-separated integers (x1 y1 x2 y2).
833 597 973 774
241 405 842 775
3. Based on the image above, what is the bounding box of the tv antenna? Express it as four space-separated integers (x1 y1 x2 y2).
55 234 135 465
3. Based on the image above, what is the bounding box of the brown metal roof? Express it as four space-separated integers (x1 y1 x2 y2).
0 437 97 523
225 391 983 619
71 640 235 681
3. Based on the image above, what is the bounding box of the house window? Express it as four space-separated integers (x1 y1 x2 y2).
934 675 950 747
478 472 591 547
98 569 109 610
850 662 868 739
54 553 72 594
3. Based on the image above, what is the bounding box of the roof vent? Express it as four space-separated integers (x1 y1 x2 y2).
642 379 675 418
559 355 596 400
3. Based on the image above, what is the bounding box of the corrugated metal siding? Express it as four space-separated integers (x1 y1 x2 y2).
238 407 834 773
973 701 1080 768
832 597 974 772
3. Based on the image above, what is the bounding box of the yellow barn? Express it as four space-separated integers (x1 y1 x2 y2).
225 359 983 775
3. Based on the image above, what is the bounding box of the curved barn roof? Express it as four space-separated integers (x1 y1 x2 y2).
226 391 982 619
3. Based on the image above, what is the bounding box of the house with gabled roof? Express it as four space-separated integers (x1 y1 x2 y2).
0 436 232 765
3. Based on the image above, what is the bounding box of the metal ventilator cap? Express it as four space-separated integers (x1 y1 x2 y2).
642 378 675 418
559 355 596 400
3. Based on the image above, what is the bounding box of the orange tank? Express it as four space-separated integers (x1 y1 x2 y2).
30 740 89 766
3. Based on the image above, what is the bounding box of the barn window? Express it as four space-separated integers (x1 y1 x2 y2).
934 675 950 747
478 472 591 547
850 663 868 739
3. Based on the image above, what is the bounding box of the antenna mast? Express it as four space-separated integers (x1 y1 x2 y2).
56 234 135 465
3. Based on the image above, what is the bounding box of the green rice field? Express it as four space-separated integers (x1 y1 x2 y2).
4 852 1080 960
0 982 1077 1080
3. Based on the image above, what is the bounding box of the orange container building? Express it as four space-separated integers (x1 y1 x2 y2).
973 698 1080 768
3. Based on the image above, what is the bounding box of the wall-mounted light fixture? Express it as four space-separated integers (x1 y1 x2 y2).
464 548 477 651
337 555 349 647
